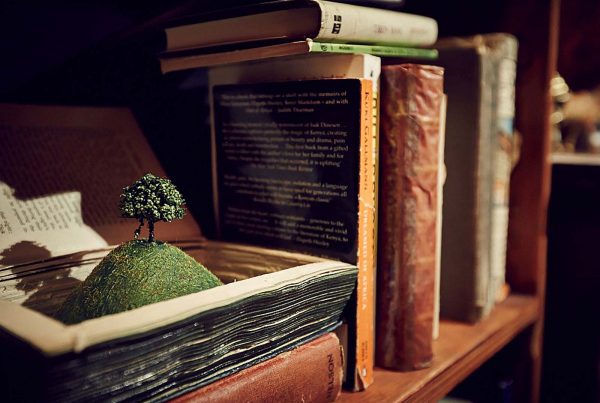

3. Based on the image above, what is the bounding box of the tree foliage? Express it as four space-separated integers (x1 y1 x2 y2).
119 173 185 241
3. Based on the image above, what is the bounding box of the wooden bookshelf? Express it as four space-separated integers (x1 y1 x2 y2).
0 0 563 401
340 295 539 402
552 152 600 166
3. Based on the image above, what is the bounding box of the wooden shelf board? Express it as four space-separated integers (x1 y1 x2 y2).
552 152 600 166
340 294 539 403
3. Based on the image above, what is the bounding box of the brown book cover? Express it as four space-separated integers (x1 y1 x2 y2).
375 64 444 370
172 332 344 403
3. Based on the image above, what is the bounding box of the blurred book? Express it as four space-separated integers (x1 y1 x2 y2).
432 33 518 322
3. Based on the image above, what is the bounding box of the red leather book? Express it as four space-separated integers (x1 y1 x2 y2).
171 332 344 402
376 64 445 371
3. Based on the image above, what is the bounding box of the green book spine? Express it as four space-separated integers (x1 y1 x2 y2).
311 41 438 59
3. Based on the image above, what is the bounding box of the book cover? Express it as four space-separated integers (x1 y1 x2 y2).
164 0 437 53
209 55 380 390
431 33 518 322
0 104 357 401
172 332 344 403
375 64 445 370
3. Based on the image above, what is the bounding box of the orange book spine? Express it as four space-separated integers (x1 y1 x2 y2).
352 78 376 389
376 64 444 370
171 333 343 403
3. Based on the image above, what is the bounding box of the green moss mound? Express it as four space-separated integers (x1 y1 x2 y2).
56 240 222 324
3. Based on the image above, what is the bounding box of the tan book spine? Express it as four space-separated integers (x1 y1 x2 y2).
171 332 343 403
376 64 444 370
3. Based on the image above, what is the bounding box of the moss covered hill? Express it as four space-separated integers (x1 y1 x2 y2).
56 240 223 324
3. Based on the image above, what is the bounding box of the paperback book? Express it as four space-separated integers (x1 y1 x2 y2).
207 52 380 390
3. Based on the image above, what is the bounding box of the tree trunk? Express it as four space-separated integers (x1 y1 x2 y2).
148 220 155 242
134 218 144 240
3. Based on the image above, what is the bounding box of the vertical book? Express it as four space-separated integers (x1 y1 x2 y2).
433 33 518 322
375 64 445 370
208 52 380 390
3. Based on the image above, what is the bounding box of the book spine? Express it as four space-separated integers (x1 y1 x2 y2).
353 78 377 388
433 46 481 323
473 48 495 320
489 36 518 306
376 64 444 370
171 332 343 403
433 94 447 340
314 0 437 46
433 34 518 323
311 41 439 59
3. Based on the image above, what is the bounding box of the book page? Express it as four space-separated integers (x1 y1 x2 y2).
0 104 202 261
0 182 107 267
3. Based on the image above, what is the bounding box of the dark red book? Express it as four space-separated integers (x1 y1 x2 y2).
376 64 445 371
172 332 344 402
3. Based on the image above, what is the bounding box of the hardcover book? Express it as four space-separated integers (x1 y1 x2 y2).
172 332 344 403
163 0 437 53
375 64 445 370
432 33 518 322
208 53 380 390
0 104 357 401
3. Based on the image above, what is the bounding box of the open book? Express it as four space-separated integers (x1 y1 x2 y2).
0 104 357 401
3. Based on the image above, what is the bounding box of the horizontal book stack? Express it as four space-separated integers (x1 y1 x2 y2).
159 0 439 72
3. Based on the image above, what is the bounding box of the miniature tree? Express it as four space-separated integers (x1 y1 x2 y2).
56 172 223 324
119 173 185 242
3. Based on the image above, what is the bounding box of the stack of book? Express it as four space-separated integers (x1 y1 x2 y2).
432 33 519 323
158 0 439 72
